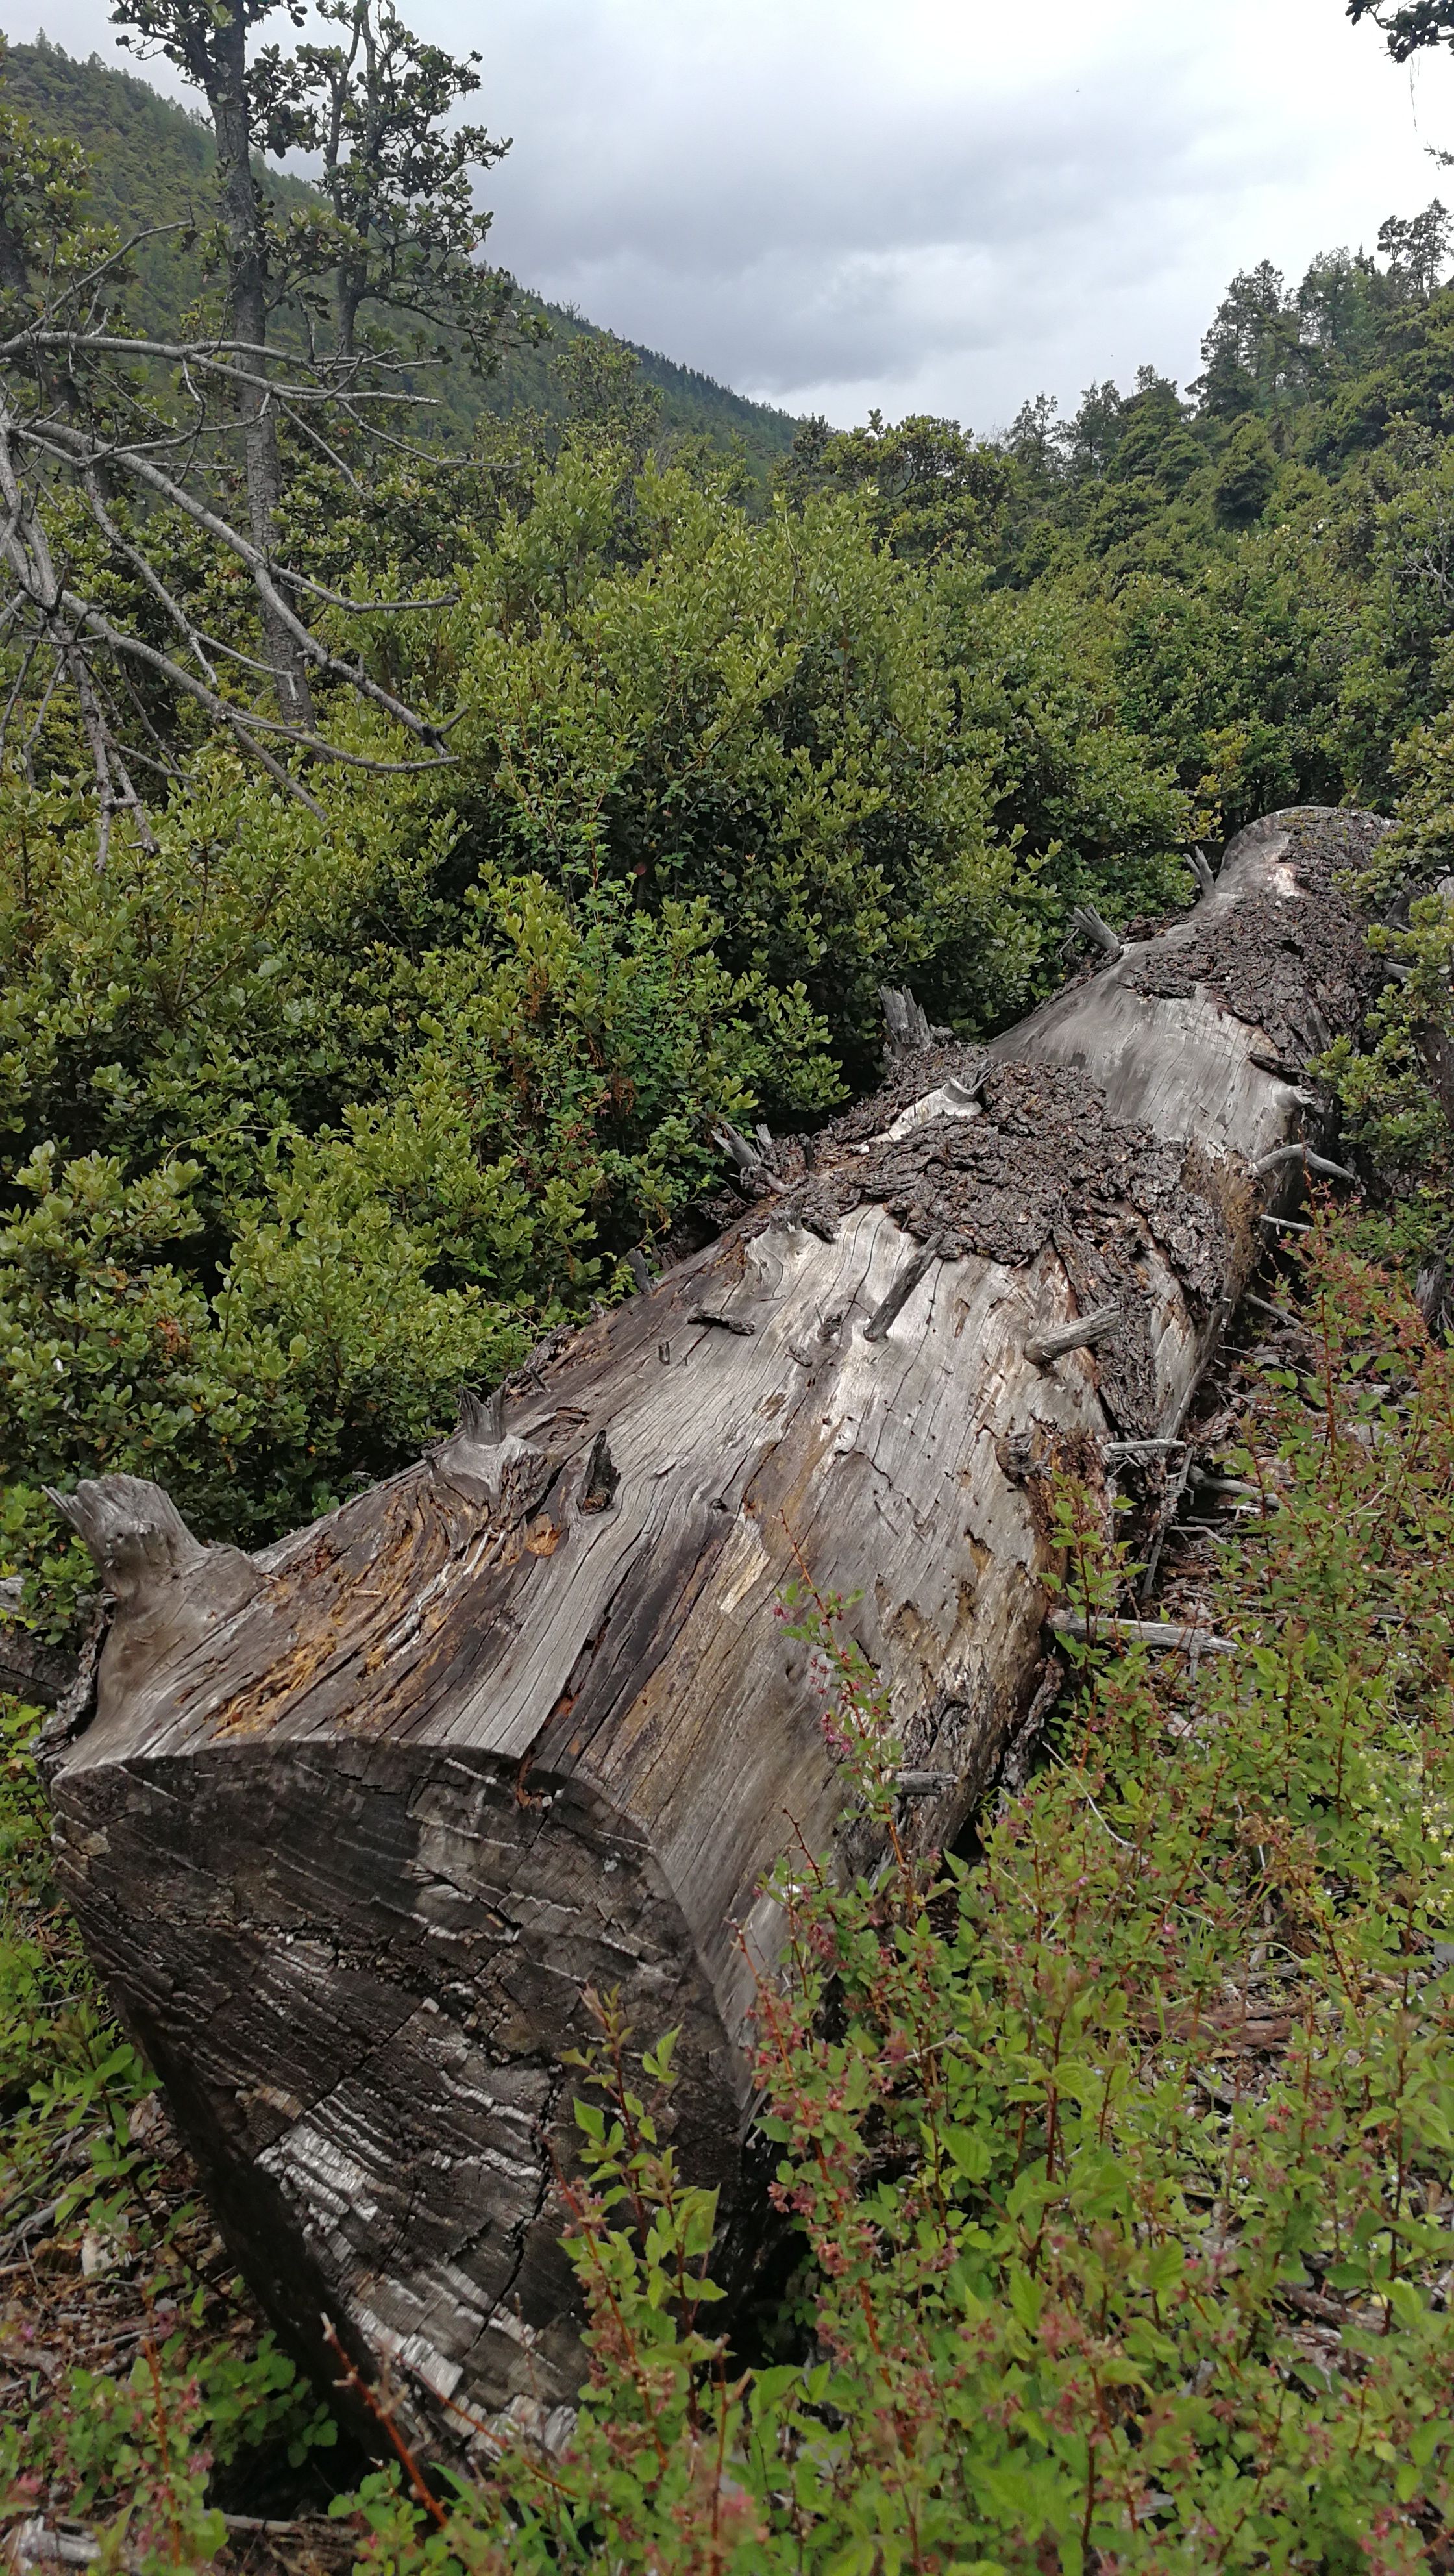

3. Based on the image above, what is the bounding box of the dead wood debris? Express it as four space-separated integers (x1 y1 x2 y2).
1 2093 360 2575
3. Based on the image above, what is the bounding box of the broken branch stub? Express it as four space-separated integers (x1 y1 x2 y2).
44 806 1390 2464
880 983 952 1059
1067 902 1125 961
1023 1302 1122 1367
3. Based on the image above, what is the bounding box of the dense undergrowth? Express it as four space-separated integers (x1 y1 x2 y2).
12 14 1454 1613
6 1211 1454 2570
8 27 1454 2566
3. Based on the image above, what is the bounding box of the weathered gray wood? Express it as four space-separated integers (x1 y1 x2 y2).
43 805 1388 2463
1067 902 1125 960
1024 1302 1122 1365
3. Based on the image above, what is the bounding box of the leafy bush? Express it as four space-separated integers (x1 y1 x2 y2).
0 449 1196 1594
9 1218 1431 2571
325 1218 1454 2573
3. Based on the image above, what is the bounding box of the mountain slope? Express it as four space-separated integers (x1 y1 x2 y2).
1 36 798 469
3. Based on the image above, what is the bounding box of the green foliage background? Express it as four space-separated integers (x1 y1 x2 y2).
7 32 1454 2571
12 40 1454 1602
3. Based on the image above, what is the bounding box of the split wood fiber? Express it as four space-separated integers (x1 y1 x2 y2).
42 806 1388 2460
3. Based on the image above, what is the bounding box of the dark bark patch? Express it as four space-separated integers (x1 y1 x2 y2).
1117 808 1386 1064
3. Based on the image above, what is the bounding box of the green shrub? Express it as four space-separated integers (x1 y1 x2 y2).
0 452 1196 1591
333 1217 1454 2573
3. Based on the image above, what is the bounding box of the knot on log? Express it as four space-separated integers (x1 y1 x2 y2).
430 1387 552 1524
45 1475 260 1626
996 1428 1048 1484
580 1428 620 1513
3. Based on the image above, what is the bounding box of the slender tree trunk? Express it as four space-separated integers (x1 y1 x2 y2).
43 806 1389 2465
206 5 314 724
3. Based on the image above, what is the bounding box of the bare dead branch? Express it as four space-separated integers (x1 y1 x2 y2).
23 412 446 745
1068 904 1125 961
1251 1141 1357 1183
1050 1611 1237 1657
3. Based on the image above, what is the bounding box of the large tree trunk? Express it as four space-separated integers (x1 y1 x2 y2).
42 807 1387 2460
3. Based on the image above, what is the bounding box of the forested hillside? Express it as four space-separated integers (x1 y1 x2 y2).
5 8 1454 2565
0 37 799 469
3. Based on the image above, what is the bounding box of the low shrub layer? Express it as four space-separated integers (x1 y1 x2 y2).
5 1217 1454 2572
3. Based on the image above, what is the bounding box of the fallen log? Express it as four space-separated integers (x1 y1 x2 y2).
42 805 1388 2458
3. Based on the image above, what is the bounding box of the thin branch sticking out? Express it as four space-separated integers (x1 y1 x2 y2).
1252 1141 1356 1183
1051 1612 1237 1657
863 1239 943 1343
710 1121 778 1194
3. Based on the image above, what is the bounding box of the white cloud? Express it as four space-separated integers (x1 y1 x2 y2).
9 0 1454 427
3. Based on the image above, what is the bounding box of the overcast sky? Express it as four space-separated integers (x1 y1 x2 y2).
10 0 1454 430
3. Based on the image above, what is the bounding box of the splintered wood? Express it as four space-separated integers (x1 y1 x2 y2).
43 806 1387 2459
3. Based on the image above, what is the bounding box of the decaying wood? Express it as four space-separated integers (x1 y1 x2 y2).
1067 902 1125 960
42 805 1390 2463
1049 1612 1237 1657
1024 1302 1122 1365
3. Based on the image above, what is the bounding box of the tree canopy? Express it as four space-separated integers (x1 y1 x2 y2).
1347 0 1454 57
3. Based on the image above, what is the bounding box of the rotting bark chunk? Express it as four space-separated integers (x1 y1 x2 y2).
43 806 1390 2468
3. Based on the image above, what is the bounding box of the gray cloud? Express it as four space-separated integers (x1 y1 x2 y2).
467 0 1454 425
10 0 1454 427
